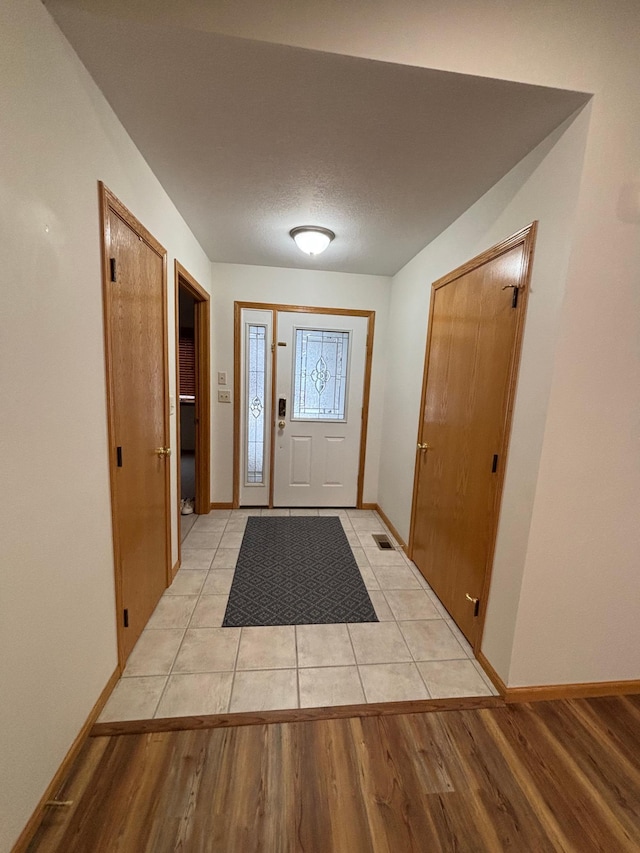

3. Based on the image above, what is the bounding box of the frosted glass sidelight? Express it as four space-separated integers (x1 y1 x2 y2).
246 325 266 483
293 328 350 420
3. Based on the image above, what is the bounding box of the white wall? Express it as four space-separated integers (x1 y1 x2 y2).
209 263 391 504
378 108 590 679
0 2 210 850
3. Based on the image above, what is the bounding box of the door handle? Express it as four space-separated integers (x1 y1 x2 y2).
466 593 480 616
417 442 433 452
155 447 171 457
278 420 286 429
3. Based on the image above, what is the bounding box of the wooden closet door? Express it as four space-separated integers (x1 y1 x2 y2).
102 186 170 664
410 225 536 645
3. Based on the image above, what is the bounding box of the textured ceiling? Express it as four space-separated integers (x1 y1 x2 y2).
46 1 589 275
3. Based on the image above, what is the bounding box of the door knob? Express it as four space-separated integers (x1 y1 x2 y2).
417 442 433 451
155 447 171 457
278 420 286 429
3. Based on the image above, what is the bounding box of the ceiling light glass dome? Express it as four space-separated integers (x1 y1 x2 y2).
290 226 335 256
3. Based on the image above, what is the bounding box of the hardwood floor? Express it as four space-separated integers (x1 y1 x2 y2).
27 695 640 852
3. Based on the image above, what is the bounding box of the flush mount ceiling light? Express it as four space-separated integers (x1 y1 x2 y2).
289 225 335 256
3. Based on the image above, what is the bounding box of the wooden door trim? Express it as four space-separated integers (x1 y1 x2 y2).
174 261 211 569
98 182 171 670
408 222 538 654
91 695 503 737
233 301 375 508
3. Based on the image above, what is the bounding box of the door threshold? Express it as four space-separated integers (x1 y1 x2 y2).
91 695 504 737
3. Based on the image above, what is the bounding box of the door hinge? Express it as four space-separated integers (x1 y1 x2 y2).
109 258 117 282
491 454 498 473
123 608 129 628
116 446 123 467
271 343 275 353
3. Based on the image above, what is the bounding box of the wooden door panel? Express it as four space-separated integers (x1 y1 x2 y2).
102 187 170 665
411 227 536 646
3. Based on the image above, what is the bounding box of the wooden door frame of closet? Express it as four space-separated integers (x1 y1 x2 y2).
233 301 375 509
174 261 211 573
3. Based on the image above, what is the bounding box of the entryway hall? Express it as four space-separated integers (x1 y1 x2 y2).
98 509 496 723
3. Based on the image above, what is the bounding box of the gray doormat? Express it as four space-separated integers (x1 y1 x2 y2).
222 517 379 626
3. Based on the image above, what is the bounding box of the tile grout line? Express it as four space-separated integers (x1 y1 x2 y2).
294 625 301 708
367 528 432 703
471 659 500 695
346 623 369 703
152 560 207 716
439 619 473 658
417 663 434 699
223 513 243 714
148 655 482 676
226 625 243 715
153 521 224 718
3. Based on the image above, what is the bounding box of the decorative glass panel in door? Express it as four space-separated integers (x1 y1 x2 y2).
246 324 266 483
239 308 273 505
292 329 350 421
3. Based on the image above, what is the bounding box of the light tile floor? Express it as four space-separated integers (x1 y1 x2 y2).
99 509 497 722
179 511 197 542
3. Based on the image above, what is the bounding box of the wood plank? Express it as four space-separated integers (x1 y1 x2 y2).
529 700 640 846
579 695 640 761
24 738 111 853
484 703 639 851
438 708 555 850
348 715 438 850
25 696 640 853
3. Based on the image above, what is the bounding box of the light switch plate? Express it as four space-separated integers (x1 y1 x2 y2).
218 389 231 403
217 371 227 385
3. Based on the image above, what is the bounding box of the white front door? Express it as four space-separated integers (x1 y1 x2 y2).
273 312 368 507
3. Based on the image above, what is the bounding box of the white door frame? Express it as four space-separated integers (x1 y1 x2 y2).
233 301 375 508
